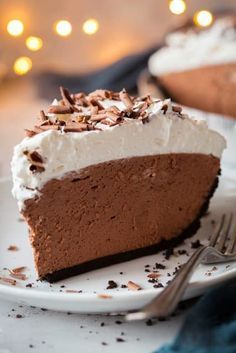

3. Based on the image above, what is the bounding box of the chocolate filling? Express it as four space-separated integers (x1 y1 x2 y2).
157 63 236 118
22 153 220 282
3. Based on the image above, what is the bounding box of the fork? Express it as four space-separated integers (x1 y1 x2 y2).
126 213 236 321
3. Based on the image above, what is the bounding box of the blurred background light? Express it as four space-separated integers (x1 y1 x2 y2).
7 19 24 37
54 20 72 37
25 36 43 51
169 0 186 15
82 18 99 35
13 56 32 75
194 10 213 27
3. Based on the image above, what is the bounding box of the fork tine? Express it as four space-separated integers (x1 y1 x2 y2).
225 225 236 254
209 214 225 247
216 213 233 253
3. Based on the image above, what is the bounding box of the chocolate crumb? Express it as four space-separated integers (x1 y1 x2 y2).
172 105 182 113
163 248 174 260
29 344 34 348
148 278 158 284
161 104 168 114
155 263 166 270
154 283 164 288
29 164 45 174
16 314 23 319
178 249 188 255
106 280 118 289
191 239 202 249
26 283 33 288
121 284 127 288
116 338 125 342
100 322 105 327
101 342 108 346
119 272 123 275
145 269 150 273
115 320 122 325
146 319 153 326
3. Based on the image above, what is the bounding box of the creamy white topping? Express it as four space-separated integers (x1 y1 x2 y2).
11 99 226 210
149 18 236 76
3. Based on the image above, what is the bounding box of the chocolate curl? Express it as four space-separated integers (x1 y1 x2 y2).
60 86 74 106
47 105 73 114
119 89 133 110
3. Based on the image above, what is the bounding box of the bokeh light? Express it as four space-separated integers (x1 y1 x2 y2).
13 57 32 75
82 19 99 35
54 20 72 37
26 36 43 51
7 19 24 37
169 0 186 15
194 10 213 27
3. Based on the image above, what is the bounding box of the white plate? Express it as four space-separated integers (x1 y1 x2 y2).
0 179 235 314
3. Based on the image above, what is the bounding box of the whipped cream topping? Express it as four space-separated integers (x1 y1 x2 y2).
11 97 226 210
149 18 236 76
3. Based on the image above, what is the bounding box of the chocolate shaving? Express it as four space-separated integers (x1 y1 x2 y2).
10 266 26 274
60 86 74 106
147 273 160 279
0 276 17 285
25 129 36 138
119 89 133 110
88 98 104 110
48 105 73 114
88 89 111 100
8 270 27 281
25 88 184 137
39 110 47 121
127 281 142 291
8 245 19 251
97 294 112 299
28 151 43 164
65 289 81 293
63 123 88 132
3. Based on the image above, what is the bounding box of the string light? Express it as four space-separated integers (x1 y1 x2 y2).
13 57 32 75
54 20 72 37
26 36 43 51
169 0 186 15
82 19 99 35
194 10 213 27
7 19 24 37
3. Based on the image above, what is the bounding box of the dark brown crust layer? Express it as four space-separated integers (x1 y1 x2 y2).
43 175 219 283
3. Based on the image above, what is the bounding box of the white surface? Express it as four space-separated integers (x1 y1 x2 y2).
0 298 185 353
0 179 236 314
11 98 225 210
149 18 236 75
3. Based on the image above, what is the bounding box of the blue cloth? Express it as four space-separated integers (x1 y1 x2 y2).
156 280 236 353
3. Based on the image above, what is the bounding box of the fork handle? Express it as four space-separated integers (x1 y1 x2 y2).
127 245 210 321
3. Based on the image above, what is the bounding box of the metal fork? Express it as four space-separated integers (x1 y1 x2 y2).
126 213 236 321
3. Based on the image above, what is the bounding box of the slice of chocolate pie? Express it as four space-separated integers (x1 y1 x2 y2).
11 88 226 282
148 17 236 117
